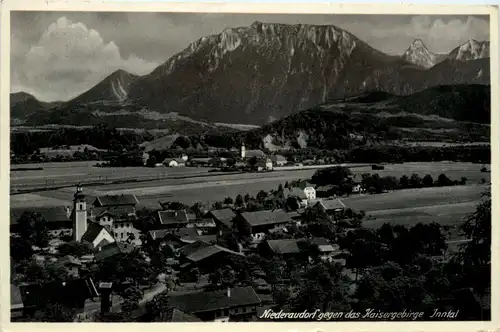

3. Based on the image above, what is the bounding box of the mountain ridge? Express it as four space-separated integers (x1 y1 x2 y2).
11 22 491 126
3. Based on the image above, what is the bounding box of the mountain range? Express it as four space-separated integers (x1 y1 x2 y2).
11 21 490 126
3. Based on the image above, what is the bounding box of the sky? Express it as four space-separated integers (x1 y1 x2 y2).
10 12 490 102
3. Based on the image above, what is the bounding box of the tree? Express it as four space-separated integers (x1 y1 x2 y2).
256 190 268 203
145 291 169 322
293 263 351 313
16 212 50 248
399 175 409 189
119 285 143 315
437 173 452 187
33 302 77 322
10 236 34 261
223 197 234 205
458 190 491 267
208 265 237 290
409 174 422 188
422 174 434 187
235 194 244 207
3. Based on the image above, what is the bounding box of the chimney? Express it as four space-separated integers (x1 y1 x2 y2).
227 287 231 298
99 282 113 315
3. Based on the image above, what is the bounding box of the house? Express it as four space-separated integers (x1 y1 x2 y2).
283 187 308 207
234 209 292 243
180 244 244 273
189 158 212 167
58 255 83 278
260 239 303 257
155 210 192 229
315 185 335 198
81 222 116 250
255 158 273 171
187 218 217 231
314 198 347 221
303 187 316 201
10 206 72 238
13 278 99 320
92 194 139 208
147 227 201 245
94 242 124 262
271 155 287 166
168 286 262 322
208 208 237 229
310 238 340 262
130 306 203 322
91 205 140 244
352 182 363 194
164 158 186 167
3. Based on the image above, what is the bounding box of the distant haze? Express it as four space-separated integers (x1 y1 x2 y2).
11 12 489 102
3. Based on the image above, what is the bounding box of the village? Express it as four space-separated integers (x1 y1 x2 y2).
10 163 367 322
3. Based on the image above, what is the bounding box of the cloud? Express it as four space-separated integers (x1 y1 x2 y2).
341 15 489 54
12 16 158 101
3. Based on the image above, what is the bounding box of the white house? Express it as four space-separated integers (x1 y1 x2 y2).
81 222 116 250
303 187 316 201
165 158 186 167
271 155 288 166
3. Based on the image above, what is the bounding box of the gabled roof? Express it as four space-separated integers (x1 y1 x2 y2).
240 209 291 227
148 227 200 241
157 210 191 225
186 245 243 263
310 237 339 253
178 241 213 257
93 205 136 219
283 187 307 200
209 208 237 226
164 158 186 164
266 239 302 255
169 286 261 314
271 155 287 162
94 242 122 262
10 206 70 225
162 307 202 322
93 194 139 207
81 222 110 243
315 185 335 192
245 150 266 158
58 255 82 267
317 198 346 211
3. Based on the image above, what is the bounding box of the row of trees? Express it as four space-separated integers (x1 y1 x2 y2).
11 125 153 162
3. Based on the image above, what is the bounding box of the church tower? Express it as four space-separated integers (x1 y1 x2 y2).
73 184 88 242
240 142 246 159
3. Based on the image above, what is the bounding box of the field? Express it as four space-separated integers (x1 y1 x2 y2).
10 161 489 232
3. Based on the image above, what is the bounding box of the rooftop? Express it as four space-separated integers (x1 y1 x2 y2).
209 208 237 226
157 210 191 225
186 244 243 263
81 222 107 243
266 239 303 255
93 194 139 207
169 286 261 314
317 198 346 211
240 209 291 227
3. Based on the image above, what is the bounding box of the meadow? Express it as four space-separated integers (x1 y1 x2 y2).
10 161 488 234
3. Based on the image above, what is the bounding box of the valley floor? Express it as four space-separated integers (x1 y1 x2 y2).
10 161 489 231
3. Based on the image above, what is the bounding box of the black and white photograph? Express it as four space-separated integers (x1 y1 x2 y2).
6 6 494 324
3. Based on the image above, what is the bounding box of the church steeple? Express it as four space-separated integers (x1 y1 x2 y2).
73 184 88 242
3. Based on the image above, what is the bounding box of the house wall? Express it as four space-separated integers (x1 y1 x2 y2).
304 187 316 200
66 265 80 278
113 221 141 243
